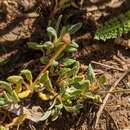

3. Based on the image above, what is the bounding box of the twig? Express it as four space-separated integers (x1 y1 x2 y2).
99 88 130 94
94 70 129 128
91 61 125 72
104 109 119 130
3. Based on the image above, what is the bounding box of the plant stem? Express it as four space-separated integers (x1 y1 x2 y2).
34 43 68 83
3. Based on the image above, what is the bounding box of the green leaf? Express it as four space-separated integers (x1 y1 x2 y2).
49 99 56 110
70 61 80 76
52 60 59 67
64 104 82 113
47 27 57 41
65 46 77 53
98 75 107 85
51 104 63 121
59 82 68 93
42 41 53 50
84 92 102 102
51 111 61 121
79 80 90 92
87 64 95 83
27 42 45 50
21 69 33 83
70 40 79 48
36 71 54 93
0 81 13 93
55 104 63 110
3 91 11 102
68 22 82 34
59 68 71 77
7 76 23 93
65 41 79 53
0 98 6 106
11 90 20 102
62 58 76 67
7 76 23 84
59 61 80 78
55 15 63 32
6 90 20 103
68 76 83 85
40 57 49 65
65 87 81 97
39 111 51 121
59 26 68 39
0 82 19 103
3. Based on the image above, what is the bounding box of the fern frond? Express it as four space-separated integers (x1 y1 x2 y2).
95 10 130 41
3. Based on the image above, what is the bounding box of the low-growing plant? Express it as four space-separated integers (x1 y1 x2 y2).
35 62 105 121
0 15 107 127
0 69 34 106
0 63 105 122
27 15 82 54
95 10 130 41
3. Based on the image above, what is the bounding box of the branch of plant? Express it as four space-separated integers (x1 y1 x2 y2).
34 42 69 84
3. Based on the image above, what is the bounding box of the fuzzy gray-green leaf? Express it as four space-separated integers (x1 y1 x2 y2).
87 64 95 83
21 69 33 83
47 27 57 41
27 42 45 50
68 22 82 34
39 110 51 121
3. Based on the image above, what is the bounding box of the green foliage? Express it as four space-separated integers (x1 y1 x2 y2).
0 15 107 126
95 10 130 41
88 64 95 83
0 125 8 130
68 23 83 35
0 61 104 122
27 15 82 57
0 70 33 106
36 61 103 121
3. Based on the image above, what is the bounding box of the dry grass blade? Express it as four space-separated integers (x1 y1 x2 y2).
91 61 125 72
94 69 130 129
